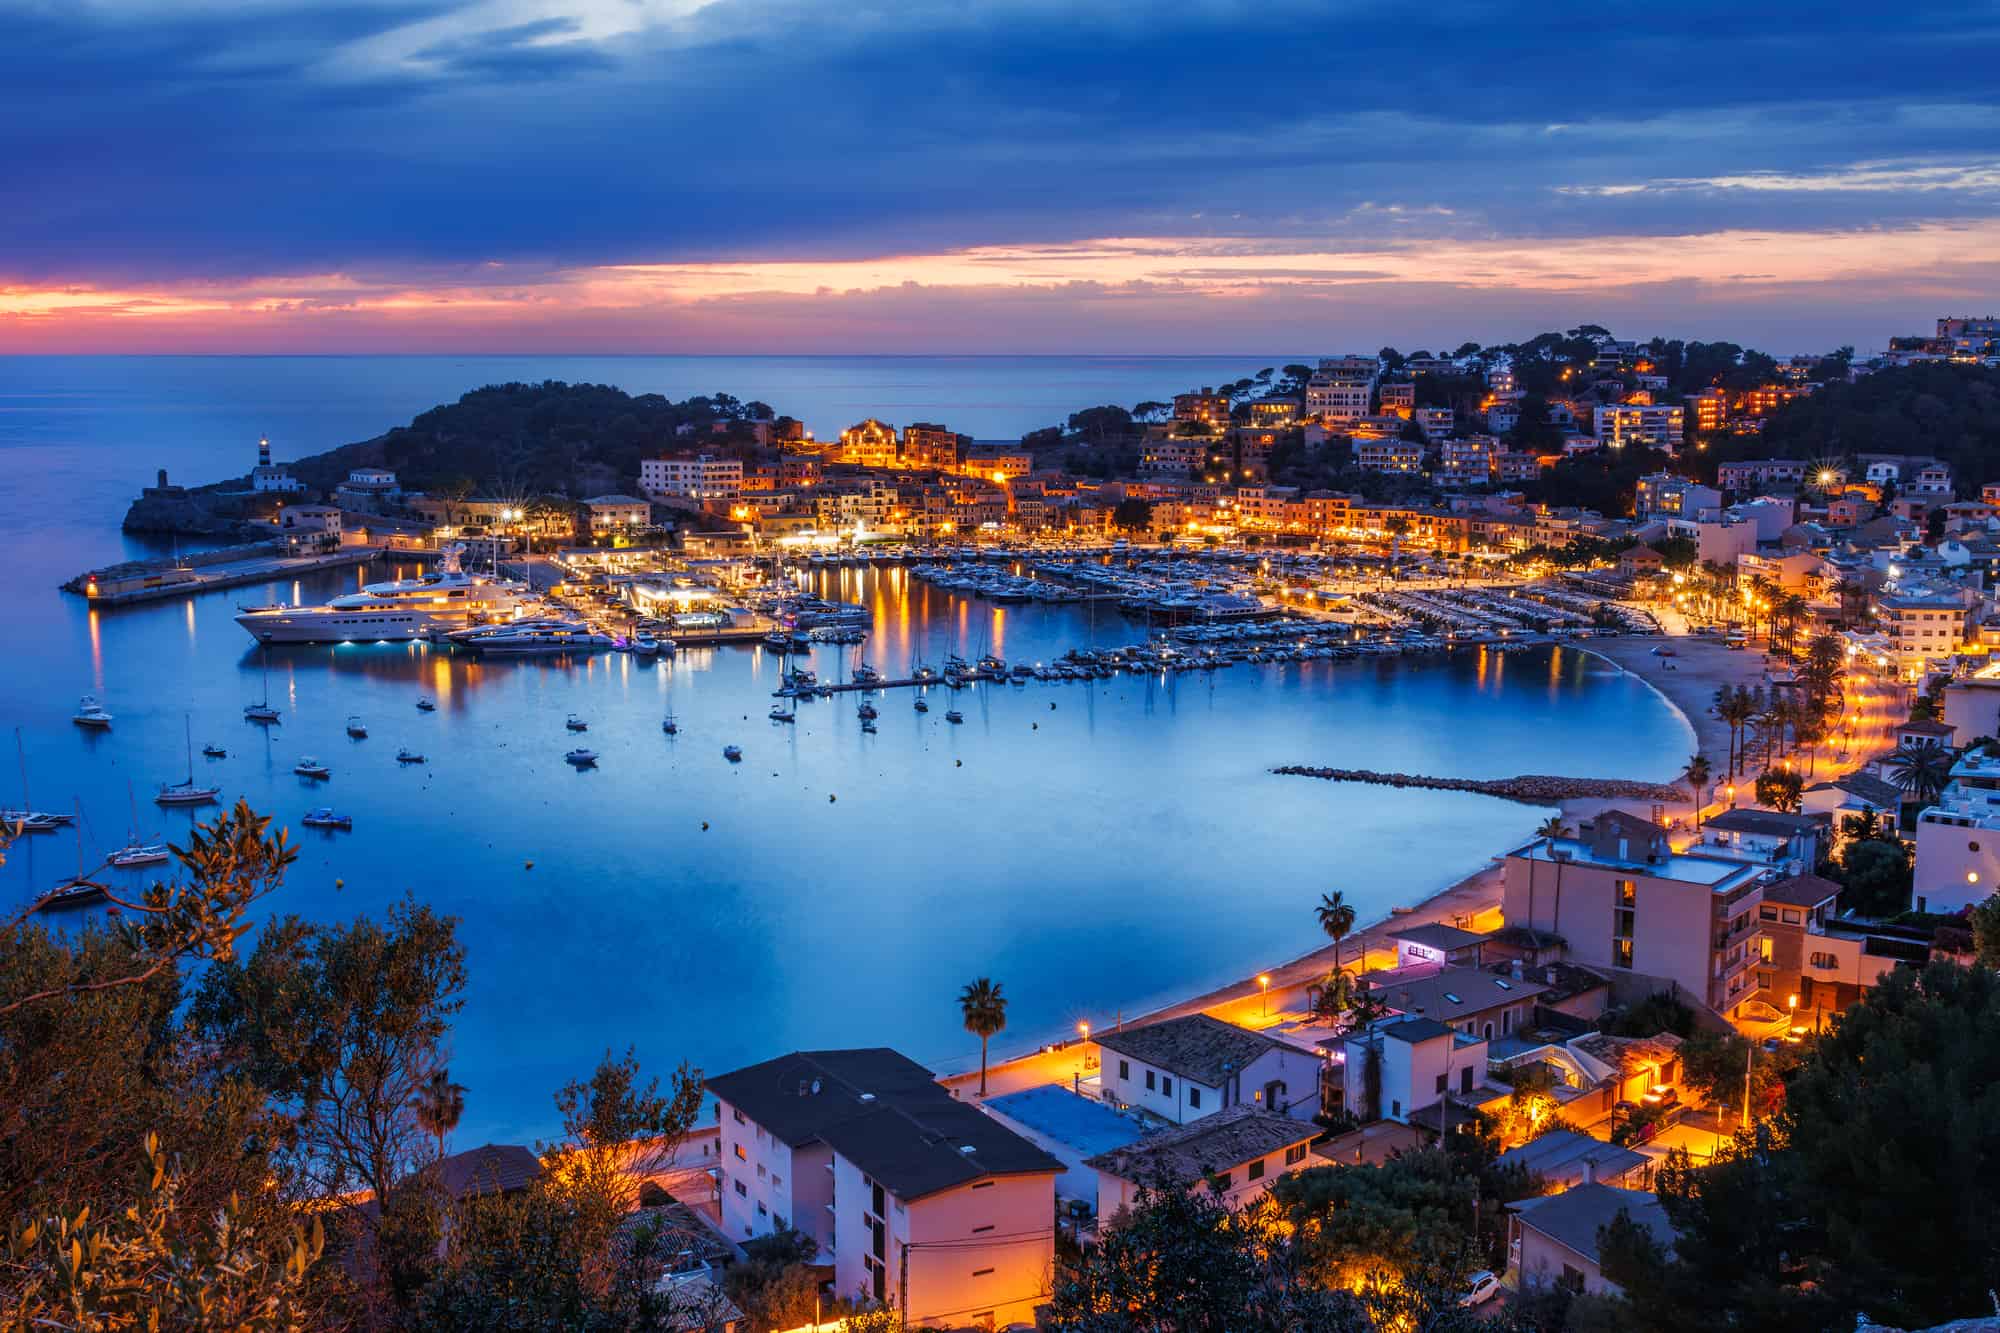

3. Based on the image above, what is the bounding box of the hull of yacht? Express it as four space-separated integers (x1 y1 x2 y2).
234 609 449 643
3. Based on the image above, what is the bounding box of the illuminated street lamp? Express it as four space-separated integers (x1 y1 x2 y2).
1258 973 1272 1017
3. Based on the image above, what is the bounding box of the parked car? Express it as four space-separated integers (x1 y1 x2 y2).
1460 1271 1503 1308
1642 1084 1680 1109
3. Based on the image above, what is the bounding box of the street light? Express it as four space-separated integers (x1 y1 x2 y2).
1258 973 1271 1017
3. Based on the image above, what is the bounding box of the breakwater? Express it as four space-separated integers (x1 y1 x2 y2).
1271 766 1685 805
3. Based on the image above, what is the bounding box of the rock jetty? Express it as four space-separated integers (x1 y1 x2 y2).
1271 766 1685 805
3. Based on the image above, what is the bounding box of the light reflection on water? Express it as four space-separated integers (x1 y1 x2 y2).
2 563 1693 1142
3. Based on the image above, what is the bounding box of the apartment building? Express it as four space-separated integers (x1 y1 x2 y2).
902 423 960 470
1593 403 1684 448
579 494 651 533
1352 439 1425 473
1139 440 1206 477
1412 406 1454 439
1684 388 1728 433
1173 391 1231 428
1717 459 1808 493
836 418 901 468
1502 811 1767 1017
1751 874 1916 1018
1633 472 1721 520
1246 396 1300 427
1873 585 1971 674
708 1049 1061 1329
1093 1013 1325 1125
1306 355 1380 422
1437 437 1496 487
1378 380 1416 412
641 454 745 502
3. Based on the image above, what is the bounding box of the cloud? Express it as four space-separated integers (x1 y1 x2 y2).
2 0 1997 345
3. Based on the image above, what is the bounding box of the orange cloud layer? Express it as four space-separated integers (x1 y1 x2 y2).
6 221 1999 352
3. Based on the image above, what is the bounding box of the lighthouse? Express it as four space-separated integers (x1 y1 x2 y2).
258 435 271 468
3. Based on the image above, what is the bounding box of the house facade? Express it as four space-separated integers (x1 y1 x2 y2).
1093 1014 1324 1125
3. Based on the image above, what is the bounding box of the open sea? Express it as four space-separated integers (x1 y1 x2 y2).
0 356 1694 1143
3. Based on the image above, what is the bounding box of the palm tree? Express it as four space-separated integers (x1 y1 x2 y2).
1716 687 1758 777
413 1067 466 1162
1316 891 1357 975
1685 754 1713 827
1886 742 1953 809
959 978 1008 1097
1530 816 1568 936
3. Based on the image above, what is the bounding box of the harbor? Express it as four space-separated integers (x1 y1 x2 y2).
62 542 402 607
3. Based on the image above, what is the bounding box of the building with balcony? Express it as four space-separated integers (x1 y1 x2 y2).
1172 391 1231 429
1502 810 1769 1017
1593 404 1684 449
1353 439 1425 473
1873 584 1972 675
707 1048 1061 1329
641 454 744 502
1306 356 1380 422
333 467 402 513
1750 874 1922 1021
902 423 959 470
1086 1106 1316 1222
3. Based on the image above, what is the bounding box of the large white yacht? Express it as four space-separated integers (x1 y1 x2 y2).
234 546 527 644
445 618 616 656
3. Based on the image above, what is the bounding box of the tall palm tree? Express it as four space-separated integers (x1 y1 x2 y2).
959 978 1008 1097
1685 754 1713 827
1716 687 1757 777
413 1067 466 1163
1530 816 1568 936
1316 891 1357 975
1776 593 1809 660
1886 742 1953 809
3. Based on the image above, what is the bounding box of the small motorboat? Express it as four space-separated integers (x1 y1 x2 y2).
72 695 113 729
769 706 796 723
416 697 437 712
201 744 227 758
564 748 598 767
110 841 170 868
566 715 589 732
396 748 426 764
244 703 281 723
853 663 882 685
0 810 69 833
914 696 929 713
632 633 660 659
723 745 743 762
860 719 878 734
345 716 368 739
662 714 679 735
301 807 352 829
857 703 878 720
945 709 964 724
294 757 331 780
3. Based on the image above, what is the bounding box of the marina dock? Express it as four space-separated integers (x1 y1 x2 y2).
63 544 409 608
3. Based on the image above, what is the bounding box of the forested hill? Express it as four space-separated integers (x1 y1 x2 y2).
1714 363 2000 490
281 382 778 497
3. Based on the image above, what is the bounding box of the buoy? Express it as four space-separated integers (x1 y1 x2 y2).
335 878 345 890
701 821 709 831
524 860 534 870
1049 702 1057 710
1032 722 1038 730
829 793 837 803
955 759 963 767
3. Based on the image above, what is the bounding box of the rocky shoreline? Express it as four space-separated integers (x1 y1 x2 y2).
1271 765 1686 805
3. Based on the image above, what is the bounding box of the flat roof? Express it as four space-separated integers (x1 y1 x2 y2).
1387 922 1486 952
1513 838 1764 891
983 1085 1146 1159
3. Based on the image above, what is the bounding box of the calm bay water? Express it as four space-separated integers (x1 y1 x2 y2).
0 356 1695 1143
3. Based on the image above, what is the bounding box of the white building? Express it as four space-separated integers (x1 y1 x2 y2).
1510 1184 1673 1297
1873 584 1971 675
1593 404 1684 449
333 467 401 512
1085 1106 1317 1221
581 494 651 533
1306 355 1380 422
1412 406 1454 439
250 436 305 494
1913 747 2000 913
1339 1017 1490 1125
641 454 745 502
277 504 342 553
1353 439 1425 473
707 1049 1061 1329
1093 1013 1326 1125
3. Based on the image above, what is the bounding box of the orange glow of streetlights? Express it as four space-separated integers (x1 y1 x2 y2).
1258 973 1272 1017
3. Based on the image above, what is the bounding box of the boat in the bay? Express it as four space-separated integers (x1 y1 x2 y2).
301 807 352 829
233 545 528 644
294 757 331 780
723 745 743 762
156 717 220 806
564 748 598 767
396 748 426 764
769 705 795 723
566 715 589 732
446 619 616 656
662 714 679 735
72 695 113 729
416 696 437 712
945 709 964 724
346 715 368 739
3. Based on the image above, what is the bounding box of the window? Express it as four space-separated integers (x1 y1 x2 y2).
734 1180 747 1197
732 1107 746 1124
1616 878 1636 907
1435 1073 1448 1094
1145 1071 1156 1091
756 1164 766 1179
1286 1144 1308 1166
1391 1100 1402 1118
734 1144 747 1162
1189 1088 1202 1109
772 1174 782 1189
756 1202 767 1217
970 1180 995 1190
1209 1171 1232 1192
1247 1158 1267 1182
1810 951 1838 969
1162 1077 1173 1097
1118 1060 1130 1081
971 1224 994 1234
1781 909 1801 925
971 1268 994 1278
1760 905 1778 921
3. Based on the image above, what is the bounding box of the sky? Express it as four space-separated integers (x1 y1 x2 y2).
4 0 1999 354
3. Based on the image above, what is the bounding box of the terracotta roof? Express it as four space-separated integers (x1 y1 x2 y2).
1363 964 1550 1022
1094 1014 1285 1088
437 1143 544 1199
1084 1105 1314 1184
1761 873 1841 908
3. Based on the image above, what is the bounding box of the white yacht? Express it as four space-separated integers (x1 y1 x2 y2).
235 546 527 644
72 695 113 729
446 619 616 656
